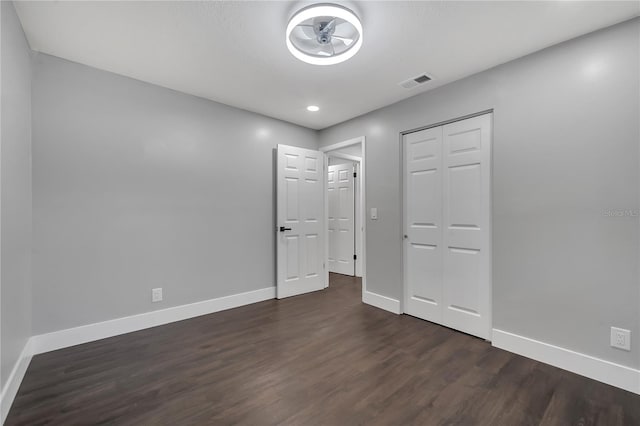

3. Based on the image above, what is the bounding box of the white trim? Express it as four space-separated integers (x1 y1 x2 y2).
363 290 401 315
1 339 33 424
492 329 640 395
400 129 407 315
327 152 362 163
323 152 330 288
31 287 275 355
358 138 366 295
319 136 365 153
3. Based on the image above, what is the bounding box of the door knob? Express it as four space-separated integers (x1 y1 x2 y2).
280 226 292 232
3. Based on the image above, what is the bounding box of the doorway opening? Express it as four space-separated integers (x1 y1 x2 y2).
274 138 366 301
320 137 366 297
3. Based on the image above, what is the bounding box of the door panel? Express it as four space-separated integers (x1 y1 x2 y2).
285 236 299 281
277 145 325 298
407 243 440 303
327 162 355 275
284 178 298 221
403 113 491 340
305 234 319 277
403 127 443 322
442 114 491 339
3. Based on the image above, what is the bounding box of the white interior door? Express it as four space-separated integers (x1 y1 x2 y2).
404 126 443 323
277 144 326 299
403 113 491 339
328 162 355 276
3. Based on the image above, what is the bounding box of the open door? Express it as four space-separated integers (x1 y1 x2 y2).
276 144 326 299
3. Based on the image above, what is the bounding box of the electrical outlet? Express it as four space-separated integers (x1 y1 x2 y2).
152 288 163 303
610 327 631 351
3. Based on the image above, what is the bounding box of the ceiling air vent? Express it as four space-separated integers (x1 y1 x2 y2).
399 73 433 89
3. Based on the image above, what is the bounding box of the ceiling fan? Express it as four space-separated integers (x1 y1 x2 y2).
286 4 363 66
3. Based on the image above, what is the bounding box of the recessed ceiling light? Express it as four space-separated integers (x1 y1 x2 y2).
307 105 320 112
286 4 363 66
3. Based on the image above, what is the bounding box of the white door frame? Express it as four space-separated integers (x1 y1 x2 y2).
400 110 493 338
320 136 366 299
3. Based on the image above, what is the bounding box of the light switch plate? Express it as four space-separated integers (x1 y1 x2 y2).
370 207 378 220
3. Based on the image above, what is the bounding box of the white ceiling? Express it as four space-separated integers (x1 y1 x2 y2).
14 1 639 130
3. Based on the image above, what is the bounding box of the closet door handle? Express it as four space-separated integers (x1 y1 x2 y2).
280 226 292 232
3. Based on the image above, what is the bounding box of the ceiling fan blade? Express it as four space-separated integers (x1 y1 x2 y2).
331 38 348 53
316 44 333 57
334 22 356 38
295 38 320 50
332 35 353 46
294 25 315 40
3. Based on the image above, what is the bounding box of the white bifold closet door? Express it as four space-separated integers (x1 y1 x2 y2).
328 163 355 276
403 113 491 339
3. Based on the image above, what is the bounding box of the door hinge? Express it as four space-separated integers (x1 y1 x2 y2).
353 254 357 260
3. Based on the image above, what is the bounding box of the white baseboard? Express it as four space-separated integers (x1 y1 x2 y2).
31 286 276 355
362 290 401 314
1 339 33 424
492 329 640 395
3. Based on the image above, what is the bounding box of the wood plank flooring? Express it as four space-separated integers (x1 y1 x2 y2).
7 273 640 425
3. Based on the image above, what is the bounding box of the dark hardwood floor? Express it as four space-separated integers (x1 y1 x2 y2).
7 273 640 425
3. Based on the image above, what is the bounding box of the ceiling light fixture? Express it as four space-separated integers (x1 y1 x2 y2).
306 105 320 112
286 4 363 66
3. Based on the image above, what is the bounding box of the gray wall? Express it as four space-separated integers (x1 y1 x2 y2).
1 2 33 388
319 19 640 368
32 53 317 334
